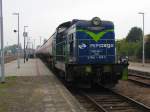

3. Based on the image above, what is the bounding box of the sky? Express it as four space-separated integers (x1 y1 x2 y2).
2 0 150 48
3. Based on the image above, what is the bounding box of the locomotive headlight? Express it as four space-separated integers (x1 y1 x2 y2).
92 17 101 26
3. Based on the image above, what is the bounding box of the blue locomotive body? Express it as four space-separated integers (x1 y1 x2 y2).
36 17 128 87
76 22 115 64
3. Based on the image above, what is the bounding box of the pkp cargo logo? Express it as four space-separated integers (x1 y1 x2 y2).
78 43 87 49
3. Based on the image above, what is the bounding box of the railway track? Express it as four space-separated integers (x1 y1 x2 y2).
128 74 150 87
129 69 150 79
4 55 17 63
70 87 150 112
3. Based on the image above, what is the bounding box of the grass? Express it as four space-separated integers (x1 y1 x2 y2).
0 76 17 112
0 76 46 112
0 76 17 89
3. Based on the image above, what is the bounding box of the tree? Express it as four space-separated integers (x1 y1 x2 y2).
126 27 142 42
4 44 18 54
135 41 142 59
116 39 130 56
116 38 142 60
116 33 150 61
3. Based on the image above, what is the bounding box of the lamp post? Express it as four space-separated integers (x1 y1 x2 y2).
23 26 28 63
33 39 36 49
138 12 145 66
13 12 20 69
40 36 42 45
0 0 5 83
26 36 31 60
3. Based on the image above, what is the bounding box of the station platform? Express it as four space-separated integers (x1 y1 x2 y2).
129 62 150 76
3 59 86 112
5 59 50 76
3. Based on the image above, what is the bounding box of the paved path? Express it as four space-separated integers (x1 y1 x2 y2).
129 62 150 74
5 59 50 76
1 58 86 112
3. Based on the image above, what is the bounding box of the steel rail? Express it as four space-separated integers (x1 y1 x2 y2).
106 87 150 111
129 74 150 79
128 74 150 87
128 78 150 87
80 91 108 112
78 87 150 112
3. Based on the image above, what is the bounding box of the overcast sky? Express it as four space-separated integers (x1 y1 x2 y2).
2 0 150 47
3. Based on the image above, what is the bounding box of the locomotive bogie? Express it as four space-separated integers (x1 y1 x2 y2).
63 64 127 86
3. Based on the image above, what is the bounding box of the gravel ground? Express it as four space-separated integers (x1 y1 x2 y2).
112 80 150 107
128 75 150 84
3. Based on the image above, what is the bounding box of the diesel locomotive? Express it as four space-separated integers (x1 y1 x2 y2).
36 17 128 87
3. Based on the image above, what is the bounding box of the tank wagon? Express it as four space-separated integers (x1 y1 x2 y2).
36 17 128 87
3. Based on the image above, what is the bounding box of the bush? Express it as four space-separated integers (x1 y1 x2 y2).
116 39 140 56
116 37 150 61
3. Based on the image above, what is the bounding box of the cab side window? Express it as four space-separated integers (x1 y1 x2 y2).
69 34 74 57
